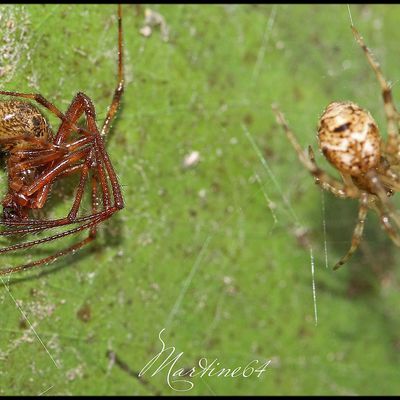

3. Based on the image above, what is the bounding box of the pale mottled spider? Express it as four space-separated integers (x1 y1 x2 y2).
273 24 400 270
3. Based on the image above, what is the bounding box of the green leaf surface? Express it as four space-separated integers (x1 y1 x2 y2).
0 4 399 395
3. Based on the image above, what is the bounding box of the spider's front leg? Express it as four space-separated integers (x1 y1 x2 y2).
366 169 400 230
351 26 400 160
333 192 369 270
369 197 400 247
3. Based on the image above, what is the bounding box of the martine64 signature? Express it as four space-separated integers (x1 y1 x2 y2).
138 329 271 392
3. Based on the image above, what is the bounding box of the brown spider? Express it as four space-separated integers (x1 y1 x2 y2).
273 24 400 270
0 5 124 275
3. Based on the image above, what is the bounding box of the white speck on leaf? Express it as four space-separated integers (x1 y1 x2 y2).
183 150 201 169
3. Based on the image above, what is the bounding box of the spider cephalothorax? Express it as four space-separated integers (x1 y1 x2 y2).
273 24 400 269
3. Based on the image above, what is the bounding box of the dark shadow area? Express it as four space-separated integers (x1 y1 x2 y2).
3 241 98 287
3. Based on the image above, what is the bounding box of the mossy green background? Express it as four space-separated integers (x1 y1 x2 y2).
0 4 400 395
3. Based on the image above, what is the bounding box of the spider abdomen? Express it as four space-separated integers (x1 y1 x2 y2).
0 100 53 143
317 101 381 176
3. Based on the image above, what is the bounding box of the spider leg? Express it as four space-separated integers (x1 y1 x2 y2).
58 91 124 209
333 192 369 270
3 137 91 176
35 91 109 206
21 147 91 197
0 175 107 276
57 163 85 178
67 155 91 220
12 147 67 158
369 198 400 246
366 169 400 229
24 148 93 217
32 162 87 211
101 4 124 137
375 165 400 193
55 91 124 210
94 136 124 209
87 172 100 238
12 148 69 171
351 26 400 158
0 214 104 256
0 209 115 235
53 93 97 144
272 105 359 198
0 236 96 276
